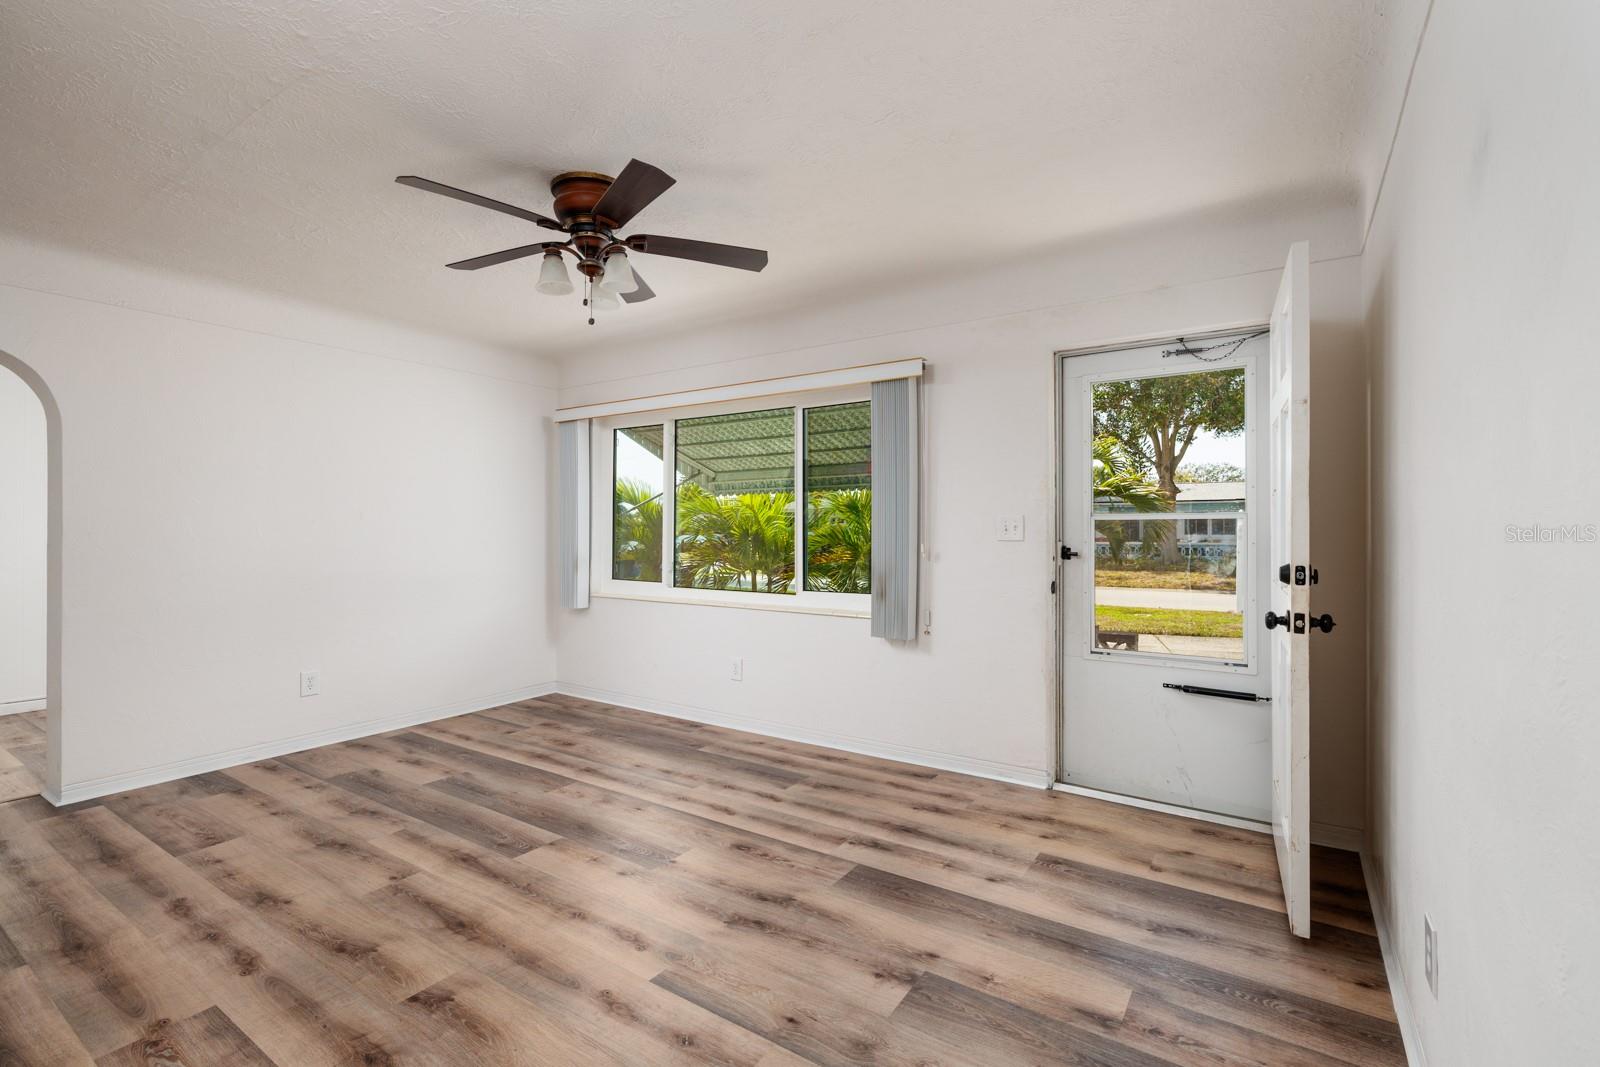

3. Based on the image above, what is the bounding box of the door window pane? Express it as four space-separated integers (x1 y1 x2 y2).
674 407 796 594
612 425 664 582
803 401 871 593
1091 367 1247 662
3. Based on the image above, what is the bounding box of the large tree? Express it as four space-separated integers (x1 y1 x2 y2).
1093 368 1245 560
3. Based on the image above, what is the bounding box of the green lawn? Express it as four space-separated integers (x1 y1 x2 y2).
1095 605 1243 638
1093 568 1236 592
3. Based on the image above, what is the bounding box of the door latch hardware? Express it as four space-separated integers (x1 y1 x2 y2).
1162 683 1270 703
1293 612 1307 634
1264 611 1290 630
1061 545 1080 560
1278 563 1317 586
1308 613 1335 633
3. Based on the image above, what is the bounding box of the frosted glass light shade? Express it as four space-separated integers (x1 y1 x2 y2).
589 282 620 310
599 251 636 294
536 252 573 295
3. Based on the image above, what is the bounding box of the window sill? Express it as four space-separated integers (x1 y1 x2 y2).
591 588 871 619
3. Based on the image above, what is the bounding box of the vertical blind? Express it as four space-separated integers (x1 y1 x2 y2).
558 418 591 610
870 377 920 640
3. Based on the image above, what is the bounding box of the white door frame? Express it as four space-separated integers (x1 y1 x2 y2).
1048 321 1270 820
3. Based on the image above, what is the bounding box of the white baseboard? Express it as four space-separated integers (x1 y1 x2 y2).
1362 850 1426 1067
0 698 46 716
551 682 1054 790
1051 782 1271 834
1311 821 1365 852
1047 785 1365 853
43 681 560 807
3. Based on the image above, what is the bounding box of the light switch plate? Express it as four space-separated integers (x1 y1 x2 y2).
996 515 1025 541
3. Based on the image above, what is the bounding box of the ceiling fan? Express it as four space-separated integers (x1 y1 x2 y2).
395 159 768 324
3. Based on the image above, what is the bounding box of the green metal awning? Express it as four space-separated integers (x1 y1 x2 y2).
623 401 871 495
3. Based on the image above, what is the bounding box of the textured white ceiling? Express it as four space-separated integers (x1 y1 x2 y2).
1 1 1418 352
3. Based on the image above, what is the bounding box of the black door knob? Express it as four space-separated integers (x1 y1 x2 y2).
1309 613 1336 633
1264 611 1290 630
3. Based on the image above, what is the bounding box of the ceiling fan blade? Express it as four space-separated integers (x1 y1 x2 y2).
591 159 675 228
445 242 557 271
620 269 655 303
395 176 564 230
626 234 767 272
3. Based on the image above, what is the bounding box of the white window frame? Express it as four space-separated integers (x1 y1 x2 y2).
590 384 872 617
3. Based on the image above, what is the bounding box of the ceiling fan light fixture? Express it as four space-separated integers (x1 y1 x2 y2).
397 158 769 323
535 250 573 295
599 250 636 295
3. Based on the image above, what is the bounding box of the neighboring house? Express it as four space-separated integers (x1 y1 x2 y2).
1094 482 1243 560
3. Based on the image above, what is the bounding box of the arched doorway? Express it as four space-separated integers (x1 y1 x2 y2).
0 349 61 802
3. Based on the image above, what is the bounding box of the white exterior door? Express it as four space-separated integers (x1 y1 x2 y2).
1267 241 1313 938
1057 329 1272 823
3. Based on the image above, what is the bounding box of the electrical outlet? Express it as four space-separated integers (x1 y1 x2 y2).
996 515 1025 541
299 670 321 698
1424 913 1439 997
730 658 743 682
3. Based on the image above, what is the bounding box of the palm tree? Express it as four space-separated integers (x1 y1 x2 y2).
806 488 871 592
1092 435 1169 512
1092 435 1169 564
613 479 663 581
675 483 795 592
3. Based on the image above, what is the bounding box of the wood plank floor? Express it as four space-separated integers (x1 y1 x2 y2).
0 709 46 803
0 695 1403 1065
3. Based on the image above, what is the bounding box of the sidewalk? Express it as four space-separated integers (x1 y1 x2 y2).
1095 587 1238 612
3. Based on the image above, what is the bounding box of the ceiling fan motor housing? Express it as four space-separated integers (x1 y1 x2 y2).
549 171 620 276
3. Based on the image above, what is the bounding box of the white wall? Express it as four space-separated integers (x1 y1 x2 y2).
556 214 1371 837
0 365 47 709
1362 2 1600 1063
0 238 559 800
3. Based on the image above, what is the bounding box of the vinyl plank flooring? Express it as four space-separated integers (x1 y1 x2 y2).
0 712 46 802
0 808 213 1057
395 969 629 1067
96 1005 278 1067
833 863 1406 1064
326 767 556 857
889 972 1174 1067
0 965 97 1067
428 773 681 868
0 695 1403 1065
180 836 462 1001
